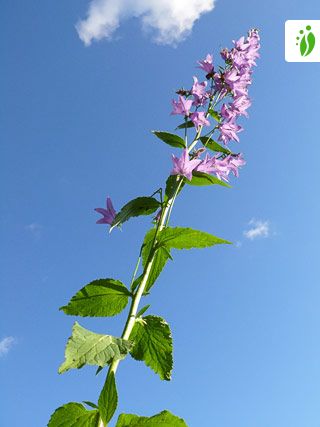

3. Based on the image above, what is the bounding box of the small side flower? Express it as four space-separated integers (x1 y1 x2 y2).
95 197 116 225
171 149 201 181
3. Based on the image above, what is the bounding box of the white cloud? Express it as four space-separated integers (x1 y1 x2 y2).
243 219 270 240
0 337 15 357
25 223 43 238
76 0 215 46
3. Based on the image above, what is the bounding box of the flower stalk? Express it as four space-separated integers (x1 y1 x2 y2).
49 28 260 427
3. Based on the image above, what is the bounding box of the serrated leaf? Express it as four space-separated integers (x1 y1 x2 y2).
141 229 171 293
60 279 131 317
116 410 188 427
152 131 186 148
176 120 194 130
130 315 173 381
59 322 132 374
141 228 157 265
48 402 99 427
199 136 231 154
98 372 118 424
158 227 231 250
187 171 231 188
131 274 142 292
164 175 185 202
83 402 99 409
136 304 150 318
111 197 161 231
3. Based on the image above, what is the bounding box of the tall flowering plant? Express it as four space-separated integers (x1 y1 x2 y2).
48 29 260 427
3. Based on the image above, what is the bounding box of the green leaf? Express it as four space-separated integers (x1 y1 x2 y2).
95 366 103 376
146 247 171 294
141 228 157 265
83 402 98 409
199 136 231 154
98 372 118 424
111 197 161 231
208 108 222 122
141 229 171 293
116 410 188 427
187 171 231 188
136 304 150 318
130 315 173 381
131 274 142 293
59 322 132 374
164 175 185 202
60 279 131 317
48 402 99 427
152 131 186 148
176 120 194 130
158 227 231 250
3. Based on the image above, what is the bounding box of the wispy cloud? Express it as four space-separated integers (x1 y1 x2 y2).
0 337 15 357
25 223 43 238
243 219 270 240
77 0 215 46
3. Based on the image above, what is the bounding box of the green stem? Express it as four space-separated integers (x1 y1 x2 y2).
129 255 141 290
97 89 222 426
97 186 178 426
165 177 183 228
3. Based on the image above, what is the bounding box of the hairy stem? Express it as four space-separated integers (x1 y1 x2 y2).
97 184 178 426
98 110 212 425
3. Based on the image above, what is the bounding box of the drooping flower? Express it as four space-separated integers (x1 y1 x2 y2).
196 153 246 181
213 72 228 98
191 76 208 106
171 95 193 116
229 29 261 69
195 155 224 181
233 36 248 51
197 54 214 75
220 48 232 62
171 149 201 181
210 157 233 181
221 96 251 121
231 95 251 117
227 153 246 177
195 153 216 174
221 103 238 121
95 197 116 225
218 121 243 145
190 111 210 130
224 68 240 89
223 68 251 97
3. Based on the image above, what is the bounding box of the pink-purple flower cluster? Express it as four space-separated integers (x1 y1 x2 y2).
171 92 210 130
96 30 260 227
170 29 260 184
216 29 260 145
171 29 260 144
196 152 246 181
171 149 245 183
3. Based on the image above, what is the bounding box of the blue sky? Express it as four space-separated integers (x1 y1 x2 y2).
2 0 320 426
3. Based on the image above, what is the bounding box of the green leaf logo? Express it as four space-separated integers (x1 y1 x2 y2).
296 25 316 57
